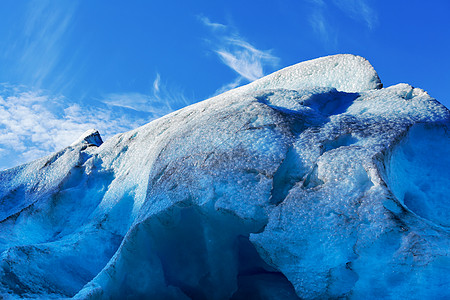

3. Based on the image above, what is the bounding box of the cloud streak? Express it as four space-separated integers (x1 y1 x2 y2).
102 73 190 113
198 16 227 31
200 16 279 91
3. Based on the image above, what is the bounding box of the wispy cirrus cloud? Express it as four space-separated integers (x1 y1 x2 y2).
307 0 377 48
199 15 279 92
309 11 338 50
101 73 190 114
213 77 245 96
153 73 161 93
4 1 78 91
215 37 279 81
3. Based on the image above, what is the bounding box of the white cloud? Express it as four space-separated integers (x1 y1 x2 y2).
201 16 279 92
0 84 163 170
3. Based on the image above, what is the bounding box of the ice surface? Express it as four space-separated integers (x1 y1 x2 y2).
0 55 449 299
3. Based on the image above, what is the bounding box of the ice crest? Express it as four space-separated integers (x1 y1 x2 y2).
239 54 382 93
70 129 103 147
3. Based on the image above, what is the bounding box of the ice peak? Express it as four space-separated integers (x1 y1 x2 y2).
70 129 103 147
240 54 382 93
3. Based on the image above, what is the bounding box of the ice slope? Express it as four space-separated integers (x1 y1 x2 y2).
0 54 448 299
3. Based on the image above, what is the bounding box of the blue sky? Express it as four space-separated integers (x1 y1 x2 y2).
0 0 449 169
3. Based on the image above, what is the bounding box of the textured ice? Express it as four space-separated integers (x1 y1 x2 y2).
0 54 448 299
238 54 382 93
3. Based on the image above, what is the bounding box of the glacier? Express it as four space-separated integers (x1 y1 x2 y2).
0 54 448 299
